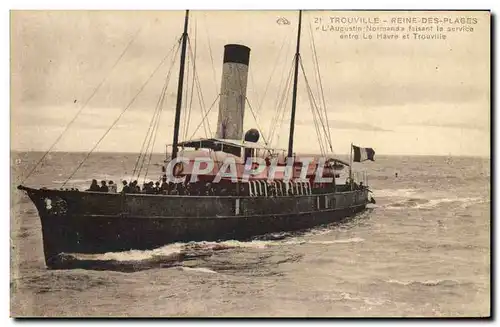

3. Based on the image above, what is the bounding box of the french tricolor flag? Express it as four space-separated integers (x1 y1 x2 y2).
352 145 375 162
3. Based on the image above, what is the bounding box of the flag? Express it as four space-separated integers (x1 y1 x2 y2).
352 145 375 162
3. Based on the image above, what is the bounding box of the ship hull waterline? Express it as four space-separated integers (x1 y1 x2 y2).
19 186 370 269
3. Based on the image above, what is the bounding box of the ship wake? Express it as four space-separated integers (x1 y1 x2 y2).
47 233 364 273
375 188 488 210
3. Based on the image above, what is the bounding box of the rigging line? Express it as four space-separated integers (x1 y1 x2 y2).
301 59 326 154
137 92 166 182
309 18 332 151
268 42 293 134
181 18 197 141
248 66 260 115
309 100 325 156
308 20 322 107
142 61 174 181
133 40 181 179
299 58 333 151
257 34 290 114
301 57 326 154
245 98 269 145
274 92 290 148
305 74 328 155
62 45 176 187
133 84 165 180
308 93 325 155
268 58 295 145
276 65 294 143
188 44 212 137
142 79 171 183
268 54 294 142
131 39 181 179
184 31 197 141
141 34 184 181
137 46 180 180
181 30 191 141
271 68 293 148
192 71 209 137
267 71 288 143
306 77 326 155
136 90 167 181
21 25 144 185
188 94 219 140
203 12 219 96
185 38 207 135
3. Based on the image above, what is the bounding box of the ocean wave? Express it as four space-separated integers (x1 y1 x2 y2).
284 237 365 245
417 197 485 209
337 292 388 306
17 271 111 294
50 240 272 272
49 235 364 272
80 240 270 263
385 198 428 209
179 266 218 274
99 243 186 261
385 196 487 210
375 188 419 198
386 279 462 287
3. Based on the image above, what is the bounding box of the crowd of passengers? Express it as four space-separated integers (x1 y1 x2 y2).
82 178 234 196
77 177 366 196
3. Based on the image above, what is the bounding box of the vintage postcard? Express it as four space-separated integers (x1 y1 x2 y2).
10 10 490 317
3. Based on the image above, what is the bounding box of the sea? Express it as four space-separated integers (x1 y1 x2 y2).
10 151 491 317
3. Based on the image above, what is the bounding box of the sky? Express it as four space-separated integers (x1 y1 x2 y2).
10 10 490 156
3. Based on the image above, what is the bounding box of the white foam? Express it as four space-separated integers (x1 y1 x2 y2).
384 196 488 211
387 279 412 286
215 240 271 249
386 279 460 287
180 267 218 274
284 237 364 245
98 243 185 261
302 227 336 237
70 235 366 265
363 298 388 306
81 240 271 263
414 197 485 210
375 188 419 198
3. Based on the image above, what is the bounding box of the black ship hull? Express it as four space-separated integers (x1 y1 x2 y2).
19 186 369 269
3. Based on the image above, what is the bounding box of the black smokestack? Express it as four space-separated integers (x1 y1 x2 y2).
215 44 251 140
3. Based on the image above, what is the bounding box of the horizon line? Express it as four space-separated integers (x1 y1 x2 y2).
9 149 490 159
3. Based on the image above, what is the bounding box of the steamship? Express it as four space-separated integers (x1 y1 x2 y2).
17 10 375 269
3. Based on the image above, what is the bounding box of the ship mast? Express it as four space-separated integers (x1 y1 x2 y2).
171 10 190 160
287 10 302 158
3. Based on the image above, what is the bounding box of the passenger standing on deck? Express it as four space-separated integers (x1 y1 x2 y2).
177 183 185 195
154 181 161 194
129 180 137 193
204 183 212 196
144 181 155 194
108 181 117 193
185 183 192 196
121 181 130 194
133 180 141 193
86 179 100 192
171 184 179 195
160 180 168 194
100 180 109 192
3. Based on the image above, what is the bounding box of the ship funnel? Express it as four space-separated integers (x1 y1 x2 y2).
215 44 251 140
